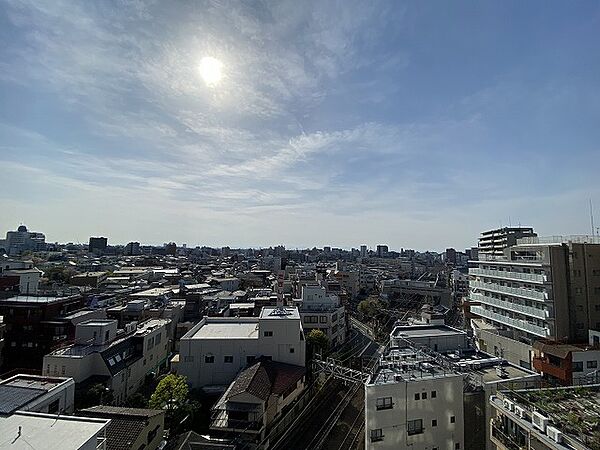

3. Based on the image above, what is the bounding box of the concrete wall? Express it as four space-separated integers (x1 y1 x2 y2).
476 330 533 369
365 375 464 450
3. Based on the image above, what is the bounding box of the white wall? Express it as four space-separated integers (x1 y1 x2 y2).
365 375 464 450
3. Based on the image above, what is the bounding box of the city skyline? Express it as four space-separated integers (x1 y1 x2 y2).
1 1 599 250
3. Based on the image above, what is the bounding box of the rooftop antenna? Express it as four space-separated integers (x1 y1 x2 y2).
591 199 595 237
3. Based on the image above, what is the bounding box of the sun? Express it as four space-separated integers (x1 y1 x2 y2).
199 56 223 87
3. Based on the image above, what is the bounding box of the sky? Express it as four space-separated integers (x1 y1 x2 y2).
1 0 599 251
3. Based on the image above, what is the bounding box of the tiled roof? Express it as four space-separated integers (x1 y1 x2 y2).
78 406 164 450
226 360 305 402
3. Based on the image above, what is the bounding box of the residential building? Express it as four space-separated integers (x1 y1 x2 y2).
70 271 108 288
124 241 141 256
0 294 86 371
89 237 108 254
177 306 305 390
2 225 46 256
0 267 42 294
380 279 452 307
490 386 600 450
477 227 536 258
78 406 165 450
361 245 368 258
376 245 389 258
0 412 110 450
470 234 600 369
211 359 306 442
294 285 347 347
43 318 170 404
450 269 469 301
532 332 600 386
445 248 457 265
0 374 75 416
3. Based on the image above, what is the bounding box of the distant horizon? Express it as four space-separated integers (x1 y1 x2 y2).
1 1 599 250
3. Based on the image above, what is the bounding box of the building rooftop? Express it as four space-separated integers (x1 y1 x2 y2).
260 306 300 320
0 412 109 450
392 324 465 339
189 318 259 340
0 295 80 304
0 375 73 415
130 287 178 298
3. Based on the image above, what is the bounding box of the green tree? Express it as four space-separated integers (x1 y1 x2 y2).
306 329 329 356
125 393 148 408
358 299 379 319
149 374 189 411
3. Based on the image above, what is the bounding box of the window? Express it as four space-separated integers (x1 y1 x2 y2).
61 366 66 375
155 333 161 344
320 316 327 323
432 419 437 427
376 397 393 410
431 390 437 398
450 416 456 424
455 444 461 449
48 399 60 414
422 392 427 399
414 393 420 400
224 355 233 363
370 429 384 442
264 331 273 337
246 356 255 365
407 419 423 435
290 347 295 353
575 287 583 294
205 355 215 363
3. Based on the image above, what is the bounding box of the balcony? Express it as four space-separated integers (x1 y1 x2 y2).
469 293 549 320
470 306 550 338
469 280 547 302
490 421 524 450
470 268 547 284
532 357 570 382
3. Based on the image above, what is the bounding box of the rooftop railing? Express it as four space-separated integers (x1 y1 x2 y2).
470 268 547 284
470 305 550 338
469 293 549 320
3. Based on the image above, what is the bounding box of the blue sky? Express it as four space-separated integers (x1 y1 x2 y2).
1 1 599 250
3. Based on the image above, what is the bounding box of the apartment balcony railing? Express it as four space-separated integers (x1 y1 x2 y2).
469 293 549 320
490 422 523 450
470 268 547 284
470 280 548 302
470 306 550 338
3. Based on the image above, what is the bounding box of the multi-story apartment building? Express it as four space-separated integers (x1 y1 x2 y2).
0 294 86 371
477 227 536 258
177 306 305 389
294 285 347 347
470 234 600 369
490 386 600 450
1 224 46 255
43 318 170 404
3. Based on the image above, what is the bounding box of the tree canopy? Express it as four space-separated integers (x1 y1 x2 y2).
306 329 329 354
149 374 189 411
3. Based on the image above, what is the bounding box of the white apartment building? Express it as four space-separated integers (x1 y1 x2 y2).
43 318 170 404
177 306 306 389
294 285 347 347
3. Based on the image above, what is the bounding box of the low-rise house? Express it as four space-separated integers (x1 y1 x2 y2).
43 318 170 404
294 285 347 347
211 359 306 442
78 406 165 450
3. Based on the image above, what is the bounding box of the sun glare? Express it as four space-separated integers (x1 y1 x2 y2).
199 56 223 87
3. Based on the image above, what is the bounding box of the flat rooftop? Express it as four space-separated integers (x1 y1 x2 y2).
130 287 178 297
260 306 300 320
0 412 109 449
392 324 465 339
190 319 259 340
0 295 79 304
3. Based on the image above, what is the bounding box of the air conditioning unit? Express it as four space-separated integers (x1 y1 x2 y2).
546 426 562 443
532 411 549 433
503 399 514 412
514 405 526 419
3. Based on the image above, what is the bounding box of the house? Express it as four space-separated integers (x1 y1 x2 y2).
78 406 165 450
0 374 75 416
